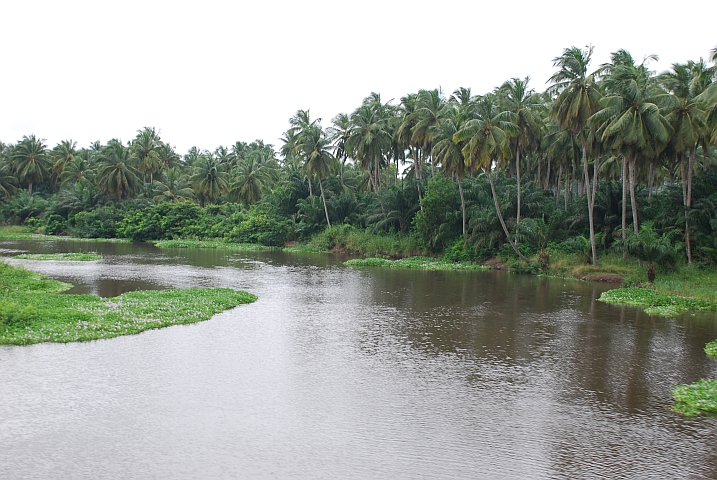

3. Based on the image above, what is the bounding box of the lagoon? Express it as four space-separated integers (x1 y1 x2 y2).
1 239 716 478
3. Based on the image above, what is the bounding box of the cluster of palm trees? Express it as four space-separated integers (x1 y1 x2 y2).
274 45 717 265
2 45 717 265
0 128 281 214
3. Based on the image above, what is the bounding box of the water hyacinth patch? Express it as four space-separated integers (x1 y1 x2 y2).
0 262 256 345
598 287 717 316
344 257 490 271
13 252 103 261
705 340 717 357
671 378 717 416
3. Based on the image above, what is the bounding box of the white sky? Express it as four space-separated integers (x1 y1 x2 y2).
1 0 715 155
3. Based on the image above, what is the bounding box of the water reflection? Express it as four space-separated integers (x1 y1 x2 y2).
1 239 716 479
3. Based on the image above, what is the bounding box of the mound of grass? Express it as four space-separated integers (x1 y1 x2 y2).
153 239 274 251
345 256 490 271
671 378 717 416
13 252 103 261
0 262 256 345
598 287 717 316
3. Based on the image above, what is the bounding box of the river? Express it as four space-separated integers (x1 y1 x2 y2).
1 240 716 479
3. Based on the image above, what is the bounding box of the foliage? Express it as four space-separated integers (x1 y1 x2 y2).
153 239 273 251
413 174 461 252
13 252 103 261
308 224 421 257
598 287 717 316
226 207 294 246
671 378 717 416
705 340 717 357
344 256 489 270
69 206 123 238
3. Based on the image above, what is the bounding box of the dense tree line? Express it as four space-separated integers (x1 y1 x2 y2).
2 45 717 267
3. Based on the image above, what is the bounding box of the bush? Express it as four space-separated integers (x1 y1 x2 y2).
69 206 122 238
44 214 67 235
227 210 294 246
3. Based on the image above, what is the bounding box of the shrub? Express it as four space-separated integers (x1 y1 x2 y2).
0 300 39 327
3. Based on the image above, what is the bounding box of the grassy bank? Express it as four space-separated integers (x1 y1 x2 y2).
13 252 103 261
345 256 489 271
0 262 256 345
153 239 274 250
0 226 129 243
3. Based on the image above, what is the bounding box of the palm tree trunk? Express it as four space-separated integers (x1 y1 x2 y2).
622 155 628 260
647 163 654 203
458 176 466 241
555 166 562 208
581 133 598 267
545 155 551 191
628 156 639 235
515 144 522 227
488 168 531 263
319 177 331 227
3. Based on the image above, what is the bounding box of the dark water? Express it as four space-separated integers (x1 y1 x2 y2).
1 240 716 479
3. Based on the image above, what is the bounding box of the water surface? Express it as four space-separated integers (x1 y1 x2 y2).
1 240 716 479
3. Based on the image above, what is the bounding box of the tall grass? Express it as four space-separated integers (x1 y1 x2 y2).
308 225 422 257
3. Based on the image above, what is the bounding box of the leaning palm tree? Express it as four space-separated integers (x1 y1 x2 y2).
11 134 51 194
548 46 603 266
454 94 530 262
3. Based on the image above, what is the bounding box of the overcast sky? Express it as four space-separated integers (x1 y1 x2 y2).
1 1 715 154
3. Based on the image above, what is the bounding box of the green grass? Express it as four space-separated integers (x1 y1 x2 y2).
671 378 717 416
0 262 256 345
13 252 103 261
345 256 490 271
153 239 274 250
309 225 423 257
598 287 717 316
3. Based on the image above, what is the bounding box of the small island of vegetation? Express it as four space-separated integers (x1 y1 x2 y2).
13 252 103 261
0 262 256 345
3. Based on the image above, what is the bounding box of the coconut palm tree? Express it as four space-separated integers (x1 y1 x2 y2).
346 100 392 192
328 112 352 189
96 140 141 201
592 50 672 238
498 77 544 227
11 134 51 194
660 60 713 263
298 125 337 226
132 127 162 184
153 167 194 203
190 153 229 206
51 139 78 182
229 150 278 207
548 46 603 266
454 94 530 262
433 106 469 239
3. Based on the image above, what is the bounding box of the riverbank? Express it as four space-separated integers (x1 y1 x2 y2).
0 262 256 345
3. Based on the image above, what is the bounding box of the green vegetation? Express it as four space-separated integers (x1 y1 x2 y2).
345 256 489 271
13 252 103 261
0 262 256 345
671 378 717 416
598 287 717 316
154 239 273 250
705 340 717 357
